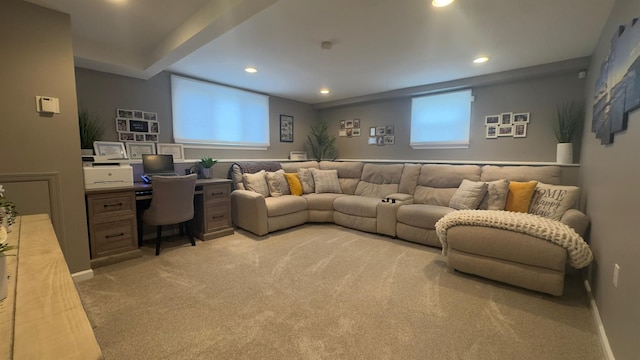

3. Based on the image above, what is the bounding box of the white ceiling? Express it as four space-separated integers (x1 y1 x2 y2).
27 0 614 105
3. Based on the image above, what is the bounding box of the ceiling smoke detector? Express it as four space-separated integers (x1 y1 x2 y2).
321 41 333 50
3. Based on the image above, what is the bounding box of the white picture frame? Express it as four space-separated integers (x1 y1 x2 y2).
156 143 184 160
126 142 156 159
93 141 128 159
485 115 500 125
513 112 530 124
486 125 498 139
498 125 514 137
513 123 528 138
500 112 513 125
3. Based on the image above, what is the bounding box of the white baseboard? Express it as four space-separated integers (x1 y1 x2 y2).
72 269 94 283
583 279 615 360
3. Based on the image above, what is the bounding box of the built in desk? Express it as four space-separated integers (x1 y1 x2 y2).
85 178 233 268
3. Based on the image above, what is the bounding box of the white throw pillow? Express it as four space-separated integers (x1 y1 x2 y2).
449 179 488 210
528 182 580 220
297 168 316 194
265 169 291 197
310 169 342 194
242 170 269 197
478 179 509 210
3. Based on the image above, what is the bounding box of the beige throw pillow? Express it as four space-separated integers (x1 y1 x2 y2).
311 169 342 194
242 170 269 197
449 180 488 210
478 179 509 210
265 169 291 197
297 168 315 194
528 182 580 220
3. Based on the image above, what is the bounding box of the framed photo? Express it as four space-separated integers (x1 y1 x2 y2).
346 128 353 137
143 112 157 121
133 110 144 119
339 129 347 137
384 135 395 144
126 142 156 159
501 112 513 125
352 128 361 137
385 125 394 135
279 115 293 142
156 143 184 160
345 119 354 128
135 134 145 142
376 136 385 145
485 115 500 125
145 134 158 142
116 118 128 132
129 119 149 133
353 119 360 128
368 137 377 145
149 122 159 133
93 141 127 159
289 151 307 160
117 109 134 118
119 132 135 141
340 120 346 129
486 125 498 139
498 125 514 137
513 112 530 124
514 123 528 138
369 127 376 137
376 126 386 136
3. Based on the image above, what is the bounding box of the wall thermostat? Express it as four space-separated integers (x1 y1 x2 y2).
35 96 60 114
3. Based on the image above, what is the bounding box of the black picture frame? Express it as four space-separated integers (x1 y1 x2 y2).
280 115 293 142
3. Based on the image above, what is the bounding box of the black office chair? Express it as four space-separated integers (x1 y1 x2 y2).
141 174 197 255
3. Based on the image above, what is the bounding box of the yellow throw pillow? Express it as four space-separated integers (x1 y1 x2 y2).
505 181 538 212
284 173 303 196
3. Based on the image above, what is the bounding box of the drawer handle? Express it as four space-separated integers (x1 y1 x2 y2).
104 203 123 208
212 215 224 220
210 192 224 196
105 232 125 239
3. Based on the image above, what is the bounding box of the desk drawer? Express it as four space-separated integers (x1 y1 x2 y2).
203 184 230 204
91 218 137 258
205 204 230 231
88 192 135 218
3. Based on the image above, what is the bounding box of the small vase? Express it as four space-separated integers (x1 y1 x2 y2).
202 168 212 179
0 255 7 301
556 143 573 164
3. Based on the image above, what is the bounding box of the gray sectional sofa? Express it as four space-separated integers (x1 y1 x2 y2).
229 160 591 296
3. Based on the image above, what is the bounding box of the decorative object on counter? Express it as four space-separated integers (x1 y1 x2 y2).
116 108 159 143
78 104 104 155
126 142 156 159
93 141 128 159
199 157 217 179
554 101 583 164
306 120 337 161
279 115 294 142
0 185 17 233
157 143 184 160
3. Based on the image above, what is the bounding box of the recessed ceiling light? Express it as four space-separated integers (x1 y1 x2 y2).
320 89 330 95
244 67 257 73
473 56 489 64
432 0 454 7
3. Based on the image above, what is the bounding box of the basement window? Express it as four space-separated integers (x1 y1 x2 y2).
410 89 472 149
171 75 270 149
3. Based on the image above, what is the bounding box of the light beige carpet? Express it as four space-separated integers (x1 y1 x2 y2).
77 224 604 360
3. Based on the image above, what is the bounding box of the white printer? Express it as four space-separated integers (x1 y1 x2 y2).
82 156 133 189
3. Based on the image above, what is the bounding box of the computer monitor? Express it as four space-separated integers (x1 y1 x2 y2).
142 154 175 175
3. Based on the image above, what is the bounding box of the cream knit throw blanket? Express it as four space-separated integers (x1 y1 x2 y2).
435 210 593 269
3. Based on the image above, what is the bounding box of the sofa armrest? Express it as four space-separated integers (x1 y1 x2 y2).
560 209 589 237
230 190 269 236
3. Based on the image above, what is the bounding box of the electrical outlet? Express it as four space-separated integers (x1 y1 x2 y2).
613 264 620 288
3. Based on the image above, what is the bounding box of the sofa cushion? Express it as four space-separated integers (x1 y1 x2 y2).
528 183 580 220
478 179 509 210
303 193 347 211
505 181 538 212
243 170 269 197
333 196 380 217
481 165 561 184
297 168 315 194
399 164 421 195
281 161 319 173
413 164 482 205
413 187 457 206
311 169 343 194
449 180 488 210
265 169 290 197
284 173 303 196
265 195 307 217
396 204 455 229
319 161 363 195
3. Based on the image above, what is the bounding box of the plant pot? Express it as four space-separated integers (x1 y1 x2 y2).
201 168 212 179
556 143 573 164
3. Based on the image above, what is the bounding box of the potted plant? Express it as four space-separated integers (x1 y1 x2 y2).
553 101 584 164
199 157 217 179
78 104 104 155
0 185 17 233
305 120 338 161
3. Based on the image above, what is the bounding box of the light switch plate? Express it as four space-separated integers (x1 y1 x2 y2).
35 96 60 114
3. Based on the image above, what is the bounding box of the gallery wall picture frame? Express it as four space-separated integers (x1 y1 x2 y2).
513 123 528 138
126 142 156 159
486 125 498 139
485 115 500 125
513 112 530 123
339 129 347 137
352 128 361 136
156 143 184 160
369 127 376 137
115 108 160 142
353 119 360 128
384 135 395 145
119 133 135 141
280 114 294 142
498 125 514 137
500 112 513 125
368 137 377 145
385 125 394 135
376 126 386 136
93 141 128 159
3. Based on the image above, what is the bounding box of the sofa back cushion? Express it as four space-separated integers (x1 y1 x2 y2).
319 161 363 195
280 161 319 173
355 163 403 198
481 165 561 184
398 164 421 195
414 165 482 205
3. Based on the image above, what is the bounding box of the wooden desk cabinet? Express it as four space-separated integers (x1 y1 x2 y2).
193 181 234 240
86 189 141 268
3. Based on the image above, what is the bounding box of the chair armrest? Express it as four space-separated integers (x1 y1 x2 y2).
230 190 269 236
560 209 589 237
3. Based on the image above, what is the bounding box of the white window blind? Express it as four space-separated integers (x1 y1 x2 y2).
410 89 472 149
171 75 270 149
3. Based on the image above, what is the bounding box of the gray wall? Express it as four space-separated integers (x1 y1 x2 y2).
319 71 585 163
581 0 640 359
0 1 90 273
